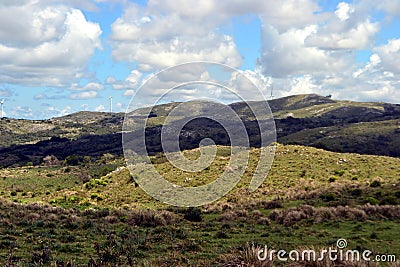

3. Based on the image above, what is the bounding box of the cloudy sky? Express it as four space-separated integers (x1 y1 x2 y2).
0 0 399 119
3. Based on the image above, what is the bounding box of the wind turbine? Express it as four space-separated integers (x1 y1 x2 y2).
109 96 113 113
0 99 4 118
270 84 274 100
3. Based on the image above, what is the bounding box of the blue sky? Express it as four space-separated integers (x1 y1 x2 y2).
0 0 399 119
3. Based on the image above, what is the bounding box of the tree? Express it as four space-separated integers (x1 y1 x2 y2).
43 155 60 166
64 155 80 166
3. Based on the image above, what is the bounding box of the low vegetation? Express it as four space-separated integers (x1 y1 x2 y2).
0 144 399 265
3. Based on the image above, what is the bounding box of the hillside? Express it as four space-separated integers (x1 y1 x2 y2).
1 94 399 265
0 144 399 265
1 94 400 167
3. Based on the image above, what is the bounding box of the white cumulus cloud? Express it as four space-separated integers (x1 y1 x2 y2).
0 1 102 87
69 91 98 100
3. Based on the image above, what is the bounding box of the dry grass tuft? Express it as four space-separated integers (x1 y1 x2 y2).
268 204 400 226
128 209 176 227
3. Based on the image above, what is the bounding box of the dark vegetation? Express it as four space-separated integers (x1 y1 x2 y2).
0 143 399 265
2 94 400 167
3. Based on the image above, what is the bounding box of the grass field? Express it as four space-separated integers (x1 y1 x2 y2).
0 144 399 266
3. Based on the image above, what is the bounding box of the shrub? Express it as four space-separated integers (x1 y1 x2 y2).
314 207 334 223
220 203 233 211
351 188 363 196
90 193 104 201
184 207 202 222
128 209 175 227
235 209 249 218
370 232 378 239
215 231 229 239
261 199 284 209
370 180 381 187
104 215 119 224
30 248 52 265
334 170 345 176
43 155 60 166
328 177 337 183
333 206 367 221
85 178 109 190
252 210 263 219
268 210 281 221
282 210 307 226
64 155 80 166
10 191 17 197
379 196 398 205
256 217 271 225
218 211 236 223
83 156 91 165
321 192 336 202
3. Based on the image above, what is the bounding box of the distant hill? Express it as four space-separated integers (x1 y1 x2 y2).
1 94 400 167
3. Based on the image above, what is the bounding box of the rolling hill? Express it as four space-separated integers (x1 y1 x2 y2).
0 94 399 265
1 94 400 167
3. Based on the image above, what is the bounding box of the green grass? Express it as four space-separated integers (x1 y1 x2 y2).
0 166 82 203
1 199 398 265
0 144 399 265
273 100 385 118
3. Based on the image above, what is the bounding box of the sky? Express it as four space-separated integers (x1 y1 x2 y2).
0 0 399 119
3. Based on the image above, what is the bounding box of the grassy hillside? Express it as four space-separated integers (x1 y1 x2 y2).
1 144 399 265
0 112 123 147
2 94 400 168
280 119 400 156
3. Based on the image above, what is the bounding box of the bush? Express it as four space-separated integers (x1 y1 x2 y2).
370 180 382 187
256 217 271 225
30 248 52 265
85 178 109 190
218 211 236 223
328 177 337 183
10 191 17 197
334 170 345 176
351 188 363 196
321 192 336 202
379 196 398 205
128 209 175 227
43 155 60 166
64 155 81 166
184 207 202 222
314 208 334 223
261 199 284 209
90 193 104 201
215 231 229 239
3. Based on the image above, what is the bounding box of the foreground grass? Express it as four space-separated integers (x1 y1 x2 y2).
0 198 399 266
0 144 399 265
